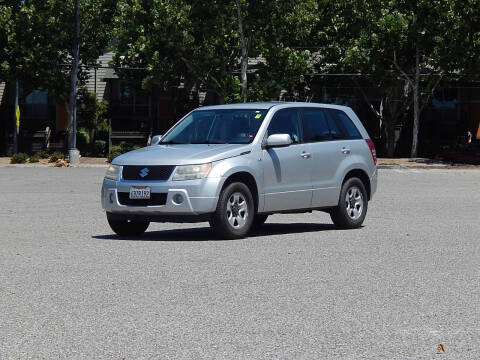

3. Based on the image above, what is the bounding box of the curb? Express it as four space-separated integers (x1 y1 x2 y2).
377 165 409 169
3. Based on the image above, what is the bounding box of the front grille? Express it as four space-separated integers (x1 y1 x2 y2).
118 192 168 206
122 165 175 181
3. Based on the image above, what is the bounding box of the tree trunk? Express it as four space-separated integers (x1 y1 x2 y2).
411 47 420 158
90 128 95 152
236 0 248 102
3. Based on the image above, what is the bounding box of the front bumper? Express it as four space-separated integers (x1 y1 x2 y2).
101 176 224 215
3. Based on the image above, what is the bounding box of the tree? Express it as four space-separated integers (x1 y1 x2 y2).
1 0 117 150
30 0 117 142
321 0 480 157
114 0 319 104
77 88 108 147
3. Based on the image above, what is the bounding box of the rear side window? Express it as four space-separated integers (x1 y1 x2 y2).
326 115 343 140
302 109 331 142
330 110 362 140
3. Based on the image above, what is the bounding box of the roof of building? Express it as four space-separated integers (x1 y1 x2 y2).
85 51 117 101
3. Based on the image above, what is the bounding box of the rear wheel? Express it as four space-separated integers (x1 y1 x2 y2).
210 182 254 239
330 177 368 229
107 213 150 236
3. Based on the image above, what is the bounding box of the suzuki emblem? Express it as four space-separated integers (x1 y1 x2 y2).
139 168 149 178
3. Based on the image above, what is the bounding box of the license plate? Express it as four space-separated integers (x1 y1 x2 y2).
129 186 150 199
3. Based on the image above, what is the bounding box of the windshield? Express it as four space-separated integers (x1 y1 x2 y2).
160 109 267 144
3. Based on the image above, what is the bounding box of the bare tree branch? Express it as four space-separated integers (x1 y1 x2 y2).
420 71 444 113
392 50 414 87
353 77 382 119
180 56 222 90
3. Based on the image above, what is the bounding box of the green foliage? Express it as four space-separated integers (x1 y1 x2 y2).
93 140 106 157
10 153 29 164
4 0 480 159
76 129 90 154
108 142 140 162
316 0 480 156
78 89 109 133
113 0 193 90
114 0 319 101
48 151 64 163
107 145 122 163
1 0 118 105
29 154 40 163
35 151 50 159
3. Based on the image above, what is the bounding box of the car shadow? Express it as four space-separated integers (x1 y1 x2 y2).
92 222 338 242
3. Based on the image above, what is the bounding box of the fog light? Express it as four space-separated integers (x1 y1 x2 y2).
173 194 184 205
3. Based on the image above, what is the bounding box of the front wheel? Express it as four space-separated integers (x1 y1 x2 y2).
107 213 150 236
330 177 368 229
210 182 254 239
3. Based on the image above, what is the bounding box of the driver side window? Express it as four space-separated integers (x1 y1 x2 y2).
267 109 303 143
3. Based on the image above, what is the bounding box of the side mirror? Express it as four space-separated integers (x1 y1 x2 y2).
150 134 163 145
265 134 292 148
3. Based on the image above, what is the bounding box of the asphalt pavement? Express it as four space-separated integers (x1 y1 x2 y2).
0 167 479 359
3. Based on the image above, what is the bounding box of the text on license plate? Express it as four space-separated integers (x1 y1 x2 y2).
129 186 151 199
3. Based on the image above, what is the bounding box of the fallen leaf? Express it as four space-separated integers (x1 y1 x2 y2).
437 344 445 353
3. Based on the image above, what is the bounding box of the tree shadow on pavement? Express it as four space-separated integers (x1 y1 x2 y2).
92 222 337 242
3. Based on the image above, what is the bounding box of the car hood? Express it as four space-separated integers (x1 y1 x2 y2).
112 144 252 166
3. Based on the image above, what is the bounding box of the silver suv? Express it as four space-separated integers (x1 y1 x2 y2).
101 102 377 239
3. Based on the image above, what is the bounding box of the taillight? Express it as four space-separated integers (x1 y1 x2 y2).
365 139 377 165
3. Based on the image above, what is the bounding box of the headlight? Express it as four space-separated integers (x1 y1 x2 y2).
173 163 211 181
105 164 121 181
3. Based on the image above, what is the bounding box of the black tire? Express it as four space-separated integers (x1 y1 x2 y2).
107 213 150 236
210 182 254 239
252 214 268 228
330 177 368 229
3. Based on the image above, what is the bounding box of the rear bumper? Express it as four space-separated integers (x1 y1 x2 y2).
101 176 224 215
370 167 378 199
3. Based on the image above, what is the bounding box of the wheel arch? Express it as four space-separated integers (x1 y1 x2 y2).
221 171 260 213
342 168 371 200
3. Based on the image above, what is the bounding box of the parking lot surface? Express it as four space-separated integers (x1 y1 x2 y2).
1 167 479 359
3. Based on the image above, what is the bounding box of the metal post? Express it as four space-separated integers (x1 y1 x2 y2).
13 79 19 154
69 0 80 164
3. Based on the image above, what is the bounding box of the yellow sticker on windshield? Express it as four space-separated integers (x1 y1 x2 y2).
255 114 262 119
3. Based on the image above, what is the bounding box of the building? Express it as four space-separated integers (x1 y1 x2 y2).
1 53 480 157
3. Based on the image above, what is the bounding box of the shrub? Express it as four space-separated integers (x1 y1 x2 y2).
119 141 132 153
93 140 106 157
10 153 29 164
108 143 141 162
77 129 90 154
29 154 40 163
108 145 123 163
36 151 50 159
49 151 65 163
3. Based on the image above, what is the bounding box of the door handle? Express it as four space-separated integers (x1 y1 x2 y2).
341 147 351 154
301 151 311 159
